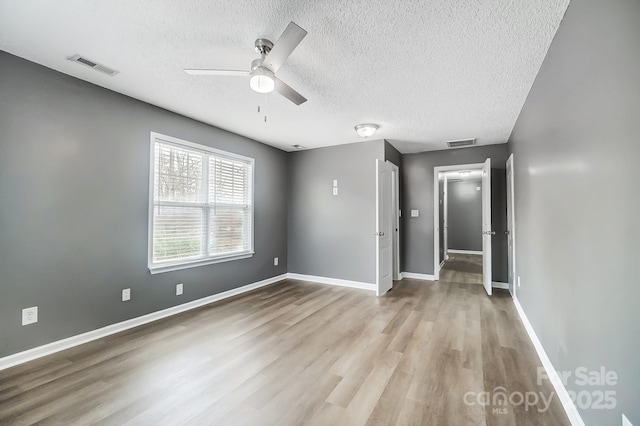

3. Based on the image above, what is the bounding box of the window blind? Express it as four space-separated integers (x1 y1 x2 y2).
149 134 253 272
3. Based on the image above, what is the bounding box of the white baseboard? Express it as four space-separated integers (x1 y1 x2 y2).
448 249 483 255
0 274 288 372
400 272 435 281
511 295 584 426
492 281 509 289
286 273 376 292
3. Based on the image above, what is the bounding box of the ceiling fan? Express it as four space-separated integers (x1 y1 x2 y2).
184 22 308 105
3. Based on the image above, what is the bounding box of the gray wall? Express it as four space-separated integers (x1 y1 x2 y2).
288 140 385 284
447 180 482 251
507 0 640 424
401 144 509 280
0 52 288 358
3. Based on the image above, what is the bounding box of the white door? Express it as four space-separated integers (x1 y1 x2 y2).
391 165 401 281
506 154 515 296
443 175 449 261
481 158 492 295
376 159 394 296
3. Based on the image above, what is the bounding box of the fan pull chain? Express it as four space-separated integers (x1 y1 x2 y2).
264 93 268 123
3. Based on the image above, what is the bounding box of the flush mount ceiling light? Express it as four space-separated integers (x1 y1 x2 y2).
355 123 379 138
249 66 275 94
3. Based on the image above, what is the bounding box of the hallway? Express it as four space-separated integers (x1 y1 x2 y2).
440 253 483 285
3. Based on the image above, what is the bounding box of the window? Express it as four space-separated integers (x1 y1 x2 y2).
148 132 254 273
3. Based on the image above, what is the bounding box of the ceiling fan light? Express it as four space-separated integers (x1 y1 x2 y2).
355 123 379 138
249 67 275 94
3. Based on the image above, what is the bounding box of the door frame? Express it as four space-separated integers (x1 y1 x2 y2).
443 175 448 262
433 163 485 281
506 154 516 297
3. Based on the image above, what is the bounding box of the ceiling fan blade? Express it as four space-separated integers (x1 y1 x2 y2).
263 22 307 72
183 69 249 76
275 78 307 105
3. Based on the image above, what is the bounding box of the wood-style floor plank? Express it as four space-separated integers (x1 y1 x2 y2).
0 255 569 425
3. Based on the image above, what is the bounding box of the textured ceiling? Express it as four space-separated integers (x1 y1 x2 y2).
0 0 569 153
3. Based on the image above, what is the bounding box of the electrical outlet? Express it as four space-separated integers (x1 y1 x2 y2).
274 257 279 266
333 179 338 187
332 187 338 196
122 288 131 302
22 306 38 326
176 283 183 296
517 276 521 287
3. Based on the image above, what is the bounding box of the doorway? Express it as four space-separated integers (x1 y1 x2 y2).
433 161 493 295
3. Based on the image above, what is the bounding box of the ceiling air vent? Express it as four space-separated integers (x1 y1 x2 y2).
67 54 119 76
447 138 477 148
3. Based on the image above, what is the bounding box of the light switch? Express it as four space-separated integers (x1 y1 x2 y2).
333 187 338 196
333 179 338 187
411 209 419 217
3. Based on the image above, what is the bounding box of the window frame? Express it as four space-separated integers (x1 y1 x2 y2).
148 132 255 274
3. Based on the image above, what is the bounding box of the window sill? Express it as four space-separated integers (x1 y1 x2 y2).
148 252 254 274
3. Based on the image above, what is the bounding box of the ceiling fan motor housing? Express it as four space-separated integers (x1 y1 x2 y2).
250 58 266 72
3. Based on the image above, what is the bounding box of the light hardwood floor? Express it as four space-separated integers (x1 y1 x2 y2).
0 267 569 425
440 253 483 285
